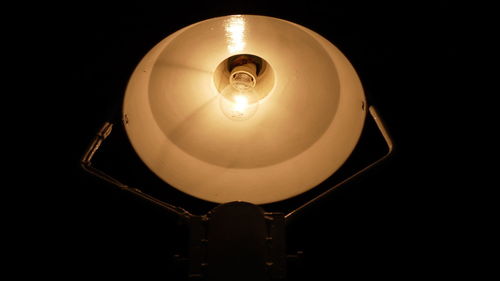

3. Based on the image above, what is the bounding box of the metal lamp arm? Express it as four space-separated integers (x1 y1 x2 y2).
81 122 194 220
284 105 394 222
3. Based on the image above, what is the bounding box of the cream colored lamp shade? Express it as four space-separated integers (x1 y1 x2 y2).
123 15 366 204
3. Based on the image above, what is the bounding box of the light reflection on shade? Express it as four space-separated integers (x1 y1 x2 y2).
225 15 246 53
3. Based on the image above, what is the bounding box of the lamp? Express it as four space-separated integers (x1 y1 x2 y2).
82 15 392 280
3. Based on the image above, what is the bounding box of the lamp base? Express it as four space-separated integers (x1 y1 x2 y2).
188 201 286 281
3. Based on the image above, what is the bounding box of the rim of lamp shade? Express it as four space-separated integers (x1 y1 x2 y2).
123 15 366 204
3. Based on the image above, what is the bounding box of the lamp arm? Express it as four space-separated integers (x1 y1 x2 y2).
284 105 394 223
81 121 194 220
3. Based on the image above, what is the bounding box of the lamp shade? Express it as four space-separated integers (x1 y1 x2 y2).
123 15 366 204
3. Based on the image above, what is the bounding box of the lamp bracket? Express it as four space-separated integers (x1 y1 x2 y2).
81 122 195 220
284 105 394 222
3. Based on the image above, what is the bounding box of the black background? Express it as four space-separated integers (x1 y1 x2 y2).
26 1 463 279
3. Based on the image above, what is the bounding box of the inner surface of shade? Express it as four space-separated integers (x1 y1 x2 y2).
148 16 339 168
123 15 366 204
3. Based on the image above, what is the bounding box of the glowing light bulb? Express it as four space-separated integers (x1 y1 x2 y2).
218 60 261 121
220 90 258 121
233 95 249 112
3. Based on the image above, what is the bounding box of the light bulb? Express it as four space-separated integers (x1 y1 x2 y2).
220 61 260 121
233 95 249 112
220 88 259 121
